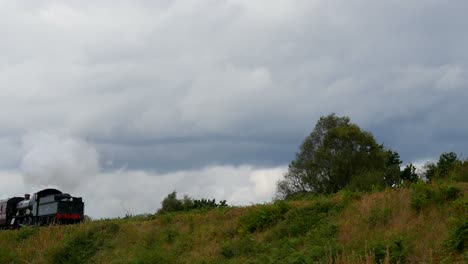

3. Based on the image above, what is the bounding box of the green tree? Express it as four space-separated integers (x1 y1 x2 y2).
158 191 183 213
400 163 418 183
277 114 391 197
423 162 438 182
383 149 402 186
437 152 460 178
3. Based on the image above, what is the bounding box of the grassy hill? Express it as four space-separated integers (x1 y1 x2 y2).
0 181 466 264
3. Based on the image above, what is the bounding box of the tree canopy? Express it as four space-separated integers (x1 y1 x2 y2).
277 114 399 198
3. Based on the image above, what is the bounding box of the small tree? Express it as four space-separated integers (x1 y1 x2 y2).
383 149 402 186
276 114 393 198
158 191 183 213
437 152 460 178
400 163 418 183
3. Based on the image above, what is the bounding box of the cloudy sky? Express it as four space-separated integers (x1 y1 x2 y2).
1 0 467 218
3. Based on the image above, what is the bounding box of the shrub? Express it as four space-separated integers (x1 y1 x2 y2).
437 185 461 201
220 236 265 259
410 182 461 211
158 191 183 213
346 171 384 192
367 238 408 264
239 201 291 233
271 200 341 239
158 191 228 214
446 217 468 252
49 223 120 264
339 189 362 205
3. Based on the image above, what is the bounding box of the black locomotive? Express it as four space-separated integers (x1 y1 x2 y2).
0 188 84 228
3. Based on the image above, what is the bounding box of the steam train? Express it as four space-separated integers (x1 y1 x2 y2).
0 188 84 229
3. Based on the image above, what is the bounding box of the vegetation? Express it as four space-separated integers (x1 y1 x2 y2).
0 114 466 263
157 191 228 214
276 114 401 198
0 181 465 263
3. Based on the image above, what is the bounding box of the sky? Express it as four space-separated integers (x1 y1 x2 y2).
1 0 467 218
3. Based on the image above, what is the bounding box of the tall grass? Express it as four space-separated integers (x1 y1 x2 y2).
0 182 465 263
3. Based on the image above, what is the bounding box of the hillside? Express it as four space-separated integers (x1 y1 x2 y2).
0 182 466 264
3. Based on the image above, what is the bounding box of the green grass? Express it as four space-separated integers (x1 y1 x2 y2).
0 182 466 263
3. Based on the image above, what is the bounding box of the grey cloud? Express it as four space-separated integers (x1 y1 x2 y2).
21 132 99 191
0 1 467 213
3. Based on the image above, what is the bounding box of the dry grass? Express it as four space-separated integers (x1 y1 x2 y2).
0 183 466 263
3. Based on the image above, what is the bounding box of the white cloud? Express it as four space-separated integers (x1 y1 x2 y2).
2 163 286 218
21 132 99 191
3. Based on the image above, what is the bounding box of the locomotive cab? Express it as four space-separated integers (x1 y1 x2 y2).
11 188 84 227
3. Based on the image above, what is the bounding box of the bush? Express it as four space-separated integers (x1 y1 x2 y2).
410 182 461 211
239 201 291 233
367 238 408 264
270 200 342 240
158 191 228 214
49 223 120 264
446 217 468 252
220 236 265 259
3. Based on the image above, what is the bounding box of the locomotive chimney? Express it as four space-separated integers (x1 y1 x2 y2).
24 194 30 200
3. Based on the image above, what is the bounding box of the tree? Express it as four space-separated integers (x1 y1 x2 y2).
157 191 228 214
437 152 460 178
423 152 462 182
276 114 391 198
423 162 438 182
277 114 351 197
158 191 183 213
383 149 402 186
400 163 418 183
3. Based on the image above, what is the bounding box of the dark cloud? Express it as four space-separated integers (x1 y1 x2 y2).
0 0 467 217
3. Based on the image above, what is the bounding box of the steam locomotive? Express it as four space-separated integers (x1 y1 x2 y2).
0 188 84 229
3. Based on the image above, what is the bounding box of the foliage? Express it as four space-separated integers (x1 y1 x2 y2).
368 207 392 228
445 217 468 252
438 152 460 178
269 199 342 240
410 181 461 211
0 248 16 264
424 152 466 182
49 222 120 264
239 201 291 233
277 114 392 198
0 181 466 263
383 149 403 187
367 237 408 264
15 226 40 241
158 191 228 214
400 163 419 183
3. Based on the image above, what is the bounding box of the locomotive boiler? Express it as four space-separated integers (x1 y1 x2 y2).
0 188 84 228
